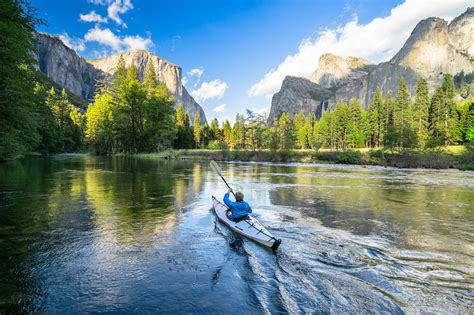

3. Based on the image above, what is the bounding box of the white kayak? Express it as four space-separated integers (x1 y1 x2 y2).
212 196 281 251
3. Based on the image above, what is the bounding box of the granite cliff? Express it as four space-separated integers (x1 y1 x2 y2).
33 33 206 123
268 8 473 124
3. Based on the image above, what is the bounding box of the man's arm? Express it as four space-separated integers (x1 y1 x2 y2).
223 193 235 208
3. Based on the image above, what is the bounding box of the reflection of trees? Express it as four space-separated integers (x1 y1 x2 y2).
268 165 474 253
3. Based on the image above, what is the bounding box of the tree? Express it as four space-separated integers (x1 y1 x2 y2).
232 114 245 149
391 78 416 148
413 78 429 147
333 102 350 149
368 87 384 146
113 55 127 90
304 114 314 149
293 111 307 149
0 0 40 160
313 112 329 149
143 59 157 91
193 112 201 148
86 91 116 155
223 120 232 147
174 106 193 149
279 112 294 150
143 83 177 150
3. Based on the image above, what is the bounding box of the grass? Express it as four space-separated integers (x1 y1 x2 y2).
134 145 474 170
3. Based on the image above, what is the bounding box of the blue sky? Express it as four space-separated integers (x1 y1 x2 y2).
32 0 471 124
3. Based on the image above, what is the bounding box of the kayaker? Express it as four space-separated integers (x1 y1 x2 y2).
223 188 252 221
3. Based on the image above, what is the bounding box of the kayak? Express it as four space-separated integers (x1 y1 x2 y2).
212 196 282 251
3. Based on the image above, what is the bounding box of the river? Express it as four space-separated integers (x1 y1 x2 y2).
0 156 473 313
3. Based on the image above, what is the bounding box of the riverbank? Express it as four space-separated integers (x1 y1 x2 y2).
135 145 474 170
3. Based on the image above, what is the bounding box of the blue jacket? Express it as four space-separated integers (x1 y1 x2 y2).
224 193 252 219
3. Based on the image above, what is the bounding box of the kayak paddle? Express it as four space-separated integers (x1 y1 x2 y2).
210 160 236 198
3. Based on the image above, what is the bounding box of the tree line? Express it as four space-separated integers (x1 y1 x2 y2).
1 0 473 162
186 76 473 152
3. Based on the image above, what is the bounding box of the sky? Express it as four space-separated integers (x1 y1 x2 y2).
32 0 471 124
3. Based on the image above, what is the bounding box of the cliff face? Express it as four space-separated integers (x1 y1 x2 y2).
33 33 103 102
268 8 474 122
311 53 373 88
33 33 207 123
268 76 334 124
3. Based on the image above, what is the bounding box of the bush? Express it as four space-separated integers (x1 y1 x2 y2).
336 151 362 164
207 140 221 150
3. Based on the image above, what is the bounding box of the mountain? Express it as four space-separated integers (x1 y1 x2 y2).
310 54 374 88
33 32 207 123
268 7 474 124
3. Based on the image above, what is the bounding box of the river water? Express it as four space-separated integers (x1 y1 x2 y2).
0 156 473 313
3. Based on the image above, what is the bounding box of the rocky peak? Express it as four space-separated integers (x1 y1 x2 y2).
311 53 373 88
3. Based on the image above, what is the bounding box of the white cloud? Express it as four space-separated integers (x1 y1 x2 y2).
58 33 86 52
213 104 227 113
183 67 204 88
79 10 107 23
122 35 153 50
107 0 133 27
188 68 204 78
248 0 472 98
84 26 153 52
191 79 229 103
84 27 122 50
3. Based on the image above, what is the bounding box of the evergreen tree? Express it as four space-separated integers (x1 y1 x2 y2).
368 87 384 146
392 78 416 148
279 112 294 150
0 0 40 160
143 59 158 91
440 74 459 145
113 55 127 90
293 111 307 149
304 114 314 149
413 78 430 147
223 120 232 147
333 102 350 149
193 112 201 148
313 112 329 149
233 114 245 149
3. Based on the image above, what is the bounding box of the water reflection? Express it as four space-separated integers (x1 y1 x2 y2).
0 158 473 313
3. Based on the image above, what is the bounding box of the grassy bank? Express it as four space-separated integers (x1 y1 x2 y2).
135 145 474 170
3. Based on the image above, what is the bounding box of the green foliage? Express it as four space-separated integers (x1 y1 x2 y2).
336 151 362 164
193 112 201 148
279 112 294 151
413 77 429 146
0 0 41 160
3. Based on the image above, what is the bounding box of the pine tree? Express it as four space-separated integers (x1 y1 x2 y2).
413 78 429 147
193 112 201 148
279 112 294 150
440 74 458 145
313 112 329 149
393 78 415 148
304 114 314 149
143 58 158 91
223 120 232 147
113 55 127 90
175 104 186 127
368 87 384 147
293 111 307 149
233 114 245 149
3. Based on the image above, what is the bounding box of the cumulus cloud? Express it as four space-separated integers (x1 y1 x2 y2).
191 79 229 103
79 10 107 23
248 0 471 98
213 104 227 113
84 26 153 52
107 0 133 27
86 0 133 27
58 33 86 52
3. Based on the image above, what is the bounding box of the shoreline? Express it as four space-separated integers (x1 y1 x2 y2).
134 147 474 171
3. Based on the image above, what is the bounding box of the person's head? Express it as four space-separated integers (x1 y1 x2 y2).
235 191 244 202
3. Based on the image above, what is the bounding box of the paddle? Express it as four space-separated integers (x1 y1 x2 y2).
210 160 236 198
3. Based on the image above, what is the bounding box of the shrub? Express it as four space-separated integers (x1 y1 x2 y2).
336 151 362 164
